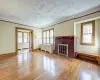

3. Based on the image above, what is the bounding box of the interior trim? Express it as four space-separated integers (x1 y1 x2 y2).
0 20 39 29
15 27 34 54
0 52 16 60
56 36 74 38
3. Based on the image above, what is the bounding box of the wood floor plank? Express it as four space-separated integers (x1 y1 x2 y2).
0 51 100 80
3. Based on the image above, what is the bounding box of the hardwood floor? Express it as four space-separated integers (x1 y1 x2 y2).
0 51 100 80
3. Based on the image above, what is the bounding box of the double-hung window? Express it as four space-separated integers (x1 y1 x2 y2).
81 21 95 46
43 29 54 44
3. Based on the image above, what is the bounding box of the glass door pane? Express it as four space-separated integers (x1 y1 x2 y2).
18 32 23 43
24 32 28 43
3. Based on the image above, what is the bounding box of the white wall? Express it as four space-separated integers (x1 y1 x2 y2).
76 19 100 54
42 20 74 36
0 21 42 54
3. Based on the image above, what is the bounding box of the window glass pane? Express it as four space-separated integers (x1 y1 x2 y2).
50 30 53 37
43 32 46 37
83 23 92 33
47 37 49 44
50 37 53 44
18 32 22 43
47 31 49 44
50 29 54 44
24 33 28 43
43 31 46 44
83 34 92 43
47 31 49 38
43 38 46 44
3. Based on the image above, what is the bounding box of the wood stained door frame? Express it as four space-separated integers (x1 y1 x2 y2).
15 27 34 54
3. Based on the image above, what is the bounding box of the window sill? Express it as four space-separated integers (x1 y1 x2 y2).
80 43 95 46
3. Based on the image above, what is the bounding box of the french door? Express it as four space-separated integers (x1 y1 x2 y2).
18 31 32 51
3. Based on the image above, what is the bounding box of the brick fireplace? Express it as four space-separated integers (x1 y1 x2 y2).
54 36 75 58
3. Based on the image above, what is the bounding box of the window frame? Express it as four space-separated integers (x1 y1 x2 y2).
80 21 95 46
42 28 54 44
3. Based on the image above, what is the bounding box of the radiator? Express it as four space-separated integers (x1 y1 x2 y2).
41 44 53 53
58 44 68 56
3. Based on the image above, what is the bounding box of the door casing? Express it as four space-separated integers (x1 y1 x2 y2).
15 27 34 54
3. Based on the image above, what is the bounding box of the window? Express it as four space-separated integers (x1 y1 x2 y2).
43 29 54 44
81 21 95 46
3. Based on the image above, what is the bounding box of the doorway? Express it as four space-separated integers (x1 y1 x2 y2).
16 27 33 54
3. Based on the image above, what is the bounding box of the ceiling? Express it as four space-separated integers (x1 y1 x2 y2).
0 0 100 28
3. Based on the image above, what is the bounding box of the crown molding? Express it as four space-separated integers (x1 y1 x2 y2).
0 20 41 29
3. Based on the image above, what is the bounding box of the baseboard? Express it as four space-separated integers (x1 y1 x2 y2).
23 48 29 49
0 52 17 60
33 48 40 51
18 48 29 50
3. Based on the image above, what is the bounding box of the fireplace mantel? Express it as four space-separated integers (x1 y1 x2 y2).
55 36 74 38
